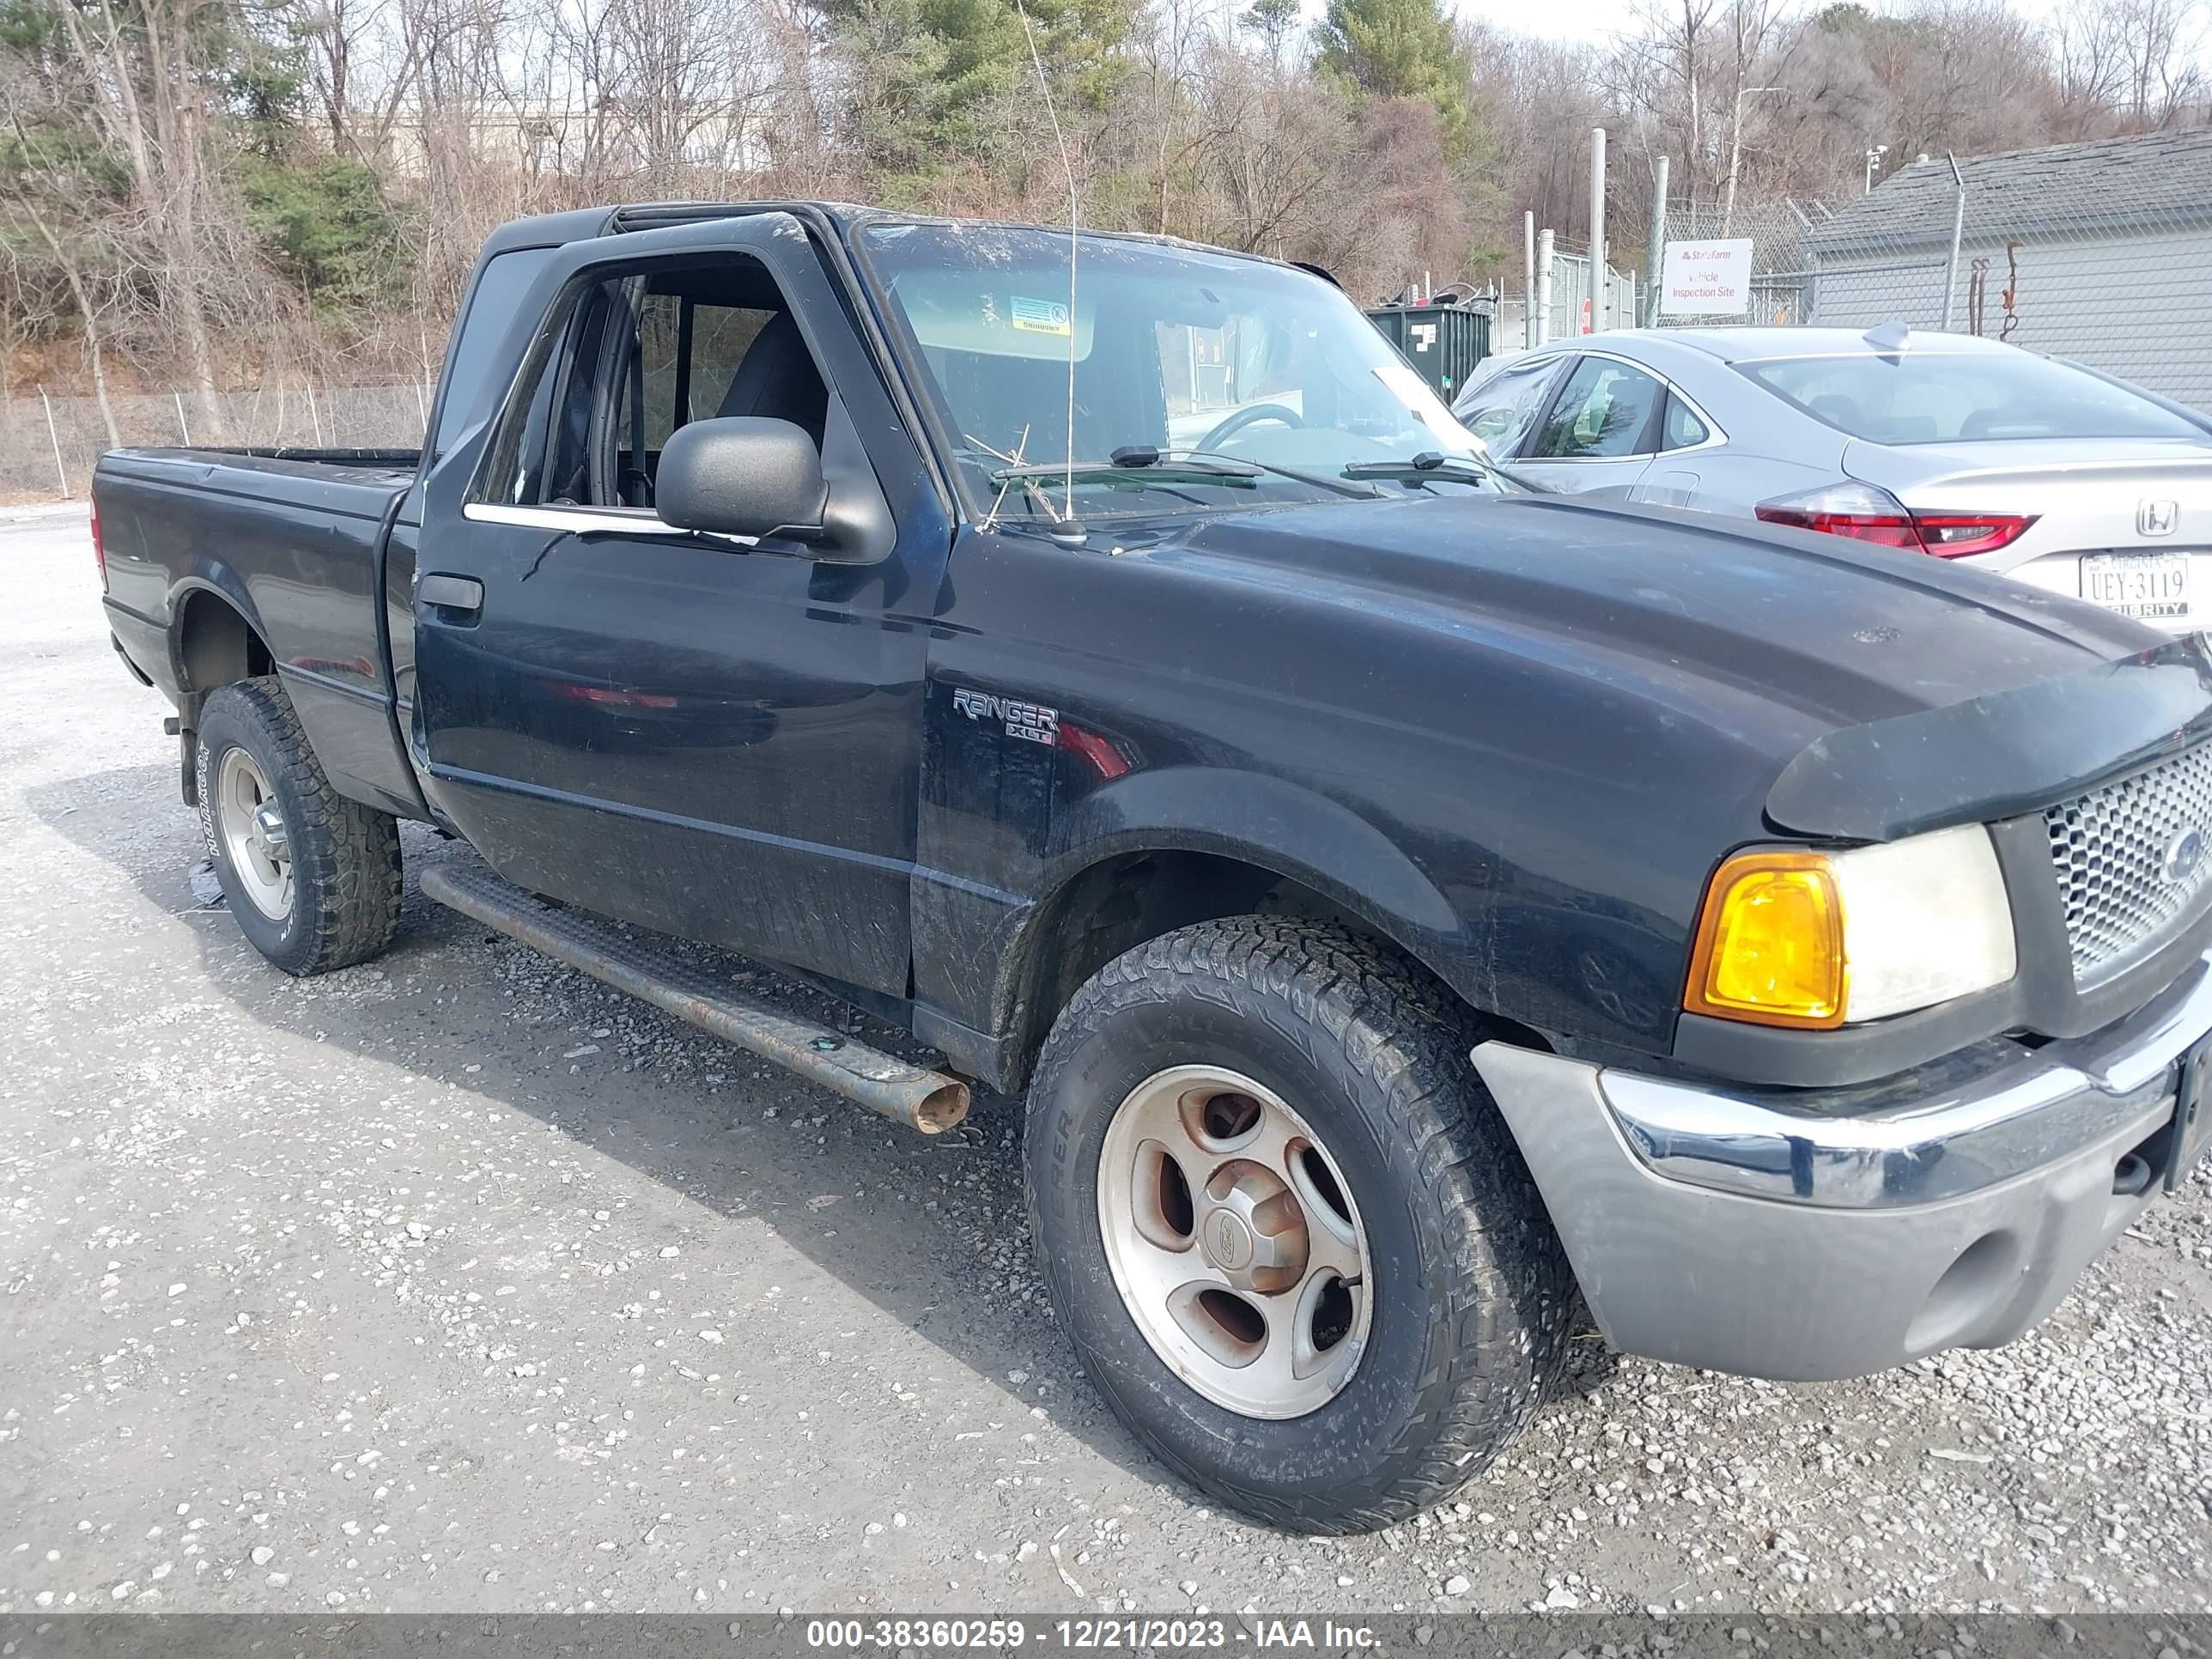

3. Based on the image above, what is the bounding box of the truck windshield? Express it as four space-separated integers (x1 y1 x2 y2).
857 222 1513 520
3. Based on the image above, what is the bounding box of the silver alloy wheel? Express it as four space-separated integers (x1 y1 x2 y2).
216 747 294 922
1096 1065 1372 1419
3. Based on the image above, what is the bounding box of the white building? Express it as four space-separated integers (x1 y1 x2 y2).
1806 129 2212 413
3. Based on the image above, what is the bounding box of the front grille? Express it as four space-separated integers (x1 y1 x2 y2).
2045 744 2212 984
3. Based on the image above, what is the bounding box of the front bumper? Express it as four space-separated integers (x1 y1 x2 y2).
1471 953 2212 1381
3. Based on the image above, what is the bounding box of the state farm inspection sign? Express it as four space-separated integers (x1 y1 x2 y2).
1661 239 1754 315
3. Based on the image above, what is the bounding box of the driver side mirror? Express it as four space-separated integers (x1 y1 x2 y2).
656 416 829 544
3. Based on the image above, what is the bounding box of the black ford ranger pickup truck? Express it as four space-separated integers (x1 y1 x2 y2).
94 201 2212 1534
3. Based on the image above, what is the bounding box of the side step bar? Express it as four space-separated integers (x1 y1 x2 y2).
419 861 969 1134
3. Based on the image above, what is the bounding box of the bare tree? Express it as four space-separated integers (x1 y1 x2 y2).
1615 0 1722 203
1468 26 1612 238
2064 0 2212 129
291 0 431 161
26 0 277 433
3 115 124 443
1717 0 1790 229
1198 40 1360 257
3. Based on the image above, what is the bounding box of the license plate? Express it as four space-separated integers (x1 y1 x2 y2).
2080 550 2193 618
2164 1038 2212 1193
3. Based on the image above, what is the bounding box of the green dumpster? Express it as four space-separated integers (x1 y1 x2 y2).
1365 304 1492 402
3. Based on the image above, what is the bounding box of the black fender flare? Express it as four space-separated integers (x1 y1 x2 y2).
997 765 1480 1039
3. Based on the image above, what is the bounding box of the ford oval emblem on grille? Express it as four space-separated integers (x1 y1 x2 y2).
2163 826 2207 884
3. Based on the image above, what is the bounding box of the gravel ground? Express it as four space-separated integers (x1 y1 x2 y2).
3 501 2212 1620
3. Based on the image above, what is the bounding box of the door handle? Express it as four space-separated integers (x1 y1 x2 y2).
418 574 484 617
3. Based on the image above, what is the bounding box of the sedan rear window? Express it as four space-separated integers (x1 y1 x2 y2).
1738 351 2204 446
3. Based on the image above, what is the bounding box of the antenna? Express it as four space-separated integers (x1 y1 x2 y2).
1863 318 1910 355
1016 0 1079 520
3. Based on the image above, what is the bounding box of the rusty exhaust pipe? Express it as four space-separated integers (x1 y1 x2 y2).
420 862 969 1133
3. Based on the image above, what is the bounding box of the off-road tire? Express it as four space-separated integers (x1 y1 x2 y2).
1026 916 1574 1534
195 676 402 975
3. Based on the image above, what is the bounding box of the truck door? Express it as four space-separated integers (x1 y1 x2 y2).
408 215 950 998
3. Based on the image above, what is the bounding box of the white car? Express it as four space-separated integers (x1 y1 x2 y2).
1452 327 2212 630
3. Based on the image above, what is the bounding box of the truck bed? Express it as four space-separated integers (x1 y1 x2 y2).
96 445 425 820
99 444 420 500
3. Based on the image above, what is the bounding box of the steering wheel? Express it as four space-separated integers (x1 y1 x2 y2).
1197 402 1304 451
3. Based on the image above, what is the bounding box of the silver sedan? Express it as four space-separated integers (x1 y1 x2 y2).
1450 327 2212 631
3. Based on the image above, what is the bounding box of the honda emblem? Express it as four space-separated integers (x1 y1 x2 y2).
2140 499 2180 538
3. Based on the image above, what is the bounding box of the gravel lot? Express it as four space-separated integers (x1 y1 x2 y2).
4 501 2212 1620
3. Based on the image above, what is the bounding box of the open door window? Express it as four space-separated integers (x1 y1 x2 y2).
475 256 827 514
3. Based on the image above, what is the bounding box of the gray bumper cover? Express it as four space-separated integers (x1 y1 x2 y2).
1471 955 2212 1381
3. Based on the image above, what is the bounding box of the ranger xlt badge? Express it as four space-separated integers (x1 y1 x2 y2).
953 686 1060 746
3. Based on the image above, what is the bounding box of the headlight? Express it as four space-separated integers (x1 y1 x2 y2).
1684 824 2017 1029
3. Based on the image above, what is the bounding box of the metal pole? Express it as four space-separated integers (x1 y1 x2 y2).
173 391 191 445
1589 127 1607 332
39 386 68 496
1940 154 1966 332
1644 156 1670 328
1522 212 1537 349
1535 228 1555 346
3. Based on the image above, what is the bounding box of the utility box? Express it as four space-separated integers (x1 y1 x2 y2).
1366 304 1492 402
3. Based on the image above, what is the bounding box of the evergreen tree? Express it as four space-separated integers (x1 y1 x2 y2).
1313 0 1473 147
826 0 1133 200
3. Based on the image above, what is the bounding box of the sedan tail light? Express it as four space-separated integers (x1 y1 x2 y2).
1754 482 2035 559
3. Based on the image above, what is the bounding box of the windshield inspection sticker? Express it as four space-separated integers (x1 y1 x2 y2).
954 686 1060 746
1011 295 1072 335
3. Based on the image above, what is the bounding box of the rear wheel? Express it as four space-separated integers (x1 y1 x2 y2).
196 677 402 975
1026 917 1574 1534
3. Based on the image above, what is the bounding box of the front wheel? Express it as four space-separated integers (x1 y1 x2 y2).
1026 917 1574 1534
196 677 402 975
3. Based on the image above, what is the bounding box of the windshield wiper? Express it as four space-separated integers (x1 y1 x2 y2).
982 447 1384 505
1157 448 1383 499
988 453 1261 487
1340 451 1507 487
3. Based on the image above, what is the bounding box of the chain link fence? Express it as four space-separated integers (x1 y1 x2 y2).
1496 241 1641 352
1 383 433 499
1643 198 1827 328
1642 130 2212 413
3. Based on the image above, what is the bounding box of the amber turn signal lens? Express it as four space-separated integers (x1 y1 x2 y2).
1684 851 1846 1029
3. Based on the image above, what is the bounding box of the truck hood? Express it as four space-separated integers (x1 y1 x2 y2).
1168 490 2203 839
